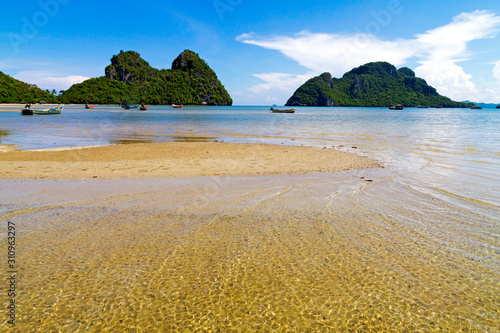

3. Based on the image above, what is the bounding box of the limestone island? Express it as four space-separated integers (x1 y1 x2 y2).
285 62 473 108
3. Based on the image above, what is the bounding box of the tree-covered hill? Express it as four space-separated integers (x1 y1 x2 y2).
286 62 473 108
105 50 160 84
0 71 59 104
59 50 232 105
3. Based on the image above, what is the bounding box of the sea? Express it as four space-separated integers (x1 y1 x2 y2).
1 105 499 331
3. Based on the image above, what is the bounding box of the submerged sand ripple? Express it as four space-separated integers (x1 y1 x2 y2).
2 175 498 332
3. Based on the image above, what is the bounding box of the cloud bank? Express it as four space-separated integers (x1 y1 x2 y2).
238 10 500 103
14 71 89 92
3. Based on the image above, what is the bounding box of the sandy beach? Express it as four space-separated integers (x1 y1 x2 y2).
0 142 378 179
0 103 63 112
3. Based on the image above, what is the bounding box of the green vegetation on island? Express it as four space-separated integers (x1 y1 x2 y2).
0 50 232 106
286 62 473 108
0 71 59 104
60 50 232 105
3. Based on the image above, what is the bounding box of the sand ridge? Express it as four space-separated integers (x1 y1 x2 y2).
0 142 379 179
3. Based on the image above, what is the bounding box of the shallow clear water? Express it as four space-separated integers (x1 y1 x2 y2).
1 105 499 331
2 105 498 205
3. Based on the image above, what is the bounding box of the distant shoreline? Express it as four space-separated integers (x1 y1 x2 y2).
1 103 498 110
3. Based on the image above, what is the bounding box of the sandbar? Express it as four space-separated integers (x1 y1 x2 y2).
0 142 378 179
0 103 62 112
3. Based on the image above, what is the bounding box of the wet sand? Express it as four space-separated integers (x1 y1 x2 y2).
0 142 378 179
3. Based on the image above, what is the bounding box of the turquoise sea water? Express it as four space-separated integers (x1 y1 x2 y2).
1 105 499 331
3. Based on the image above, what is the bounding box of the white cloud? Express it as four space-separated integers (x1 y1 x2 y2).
413 61 477 101
238 10 500 103
245 72 315 105
414 11 500 60
240 31 414 77
249 72 315 94
14 71 89 91
413 10 500 101
493 61 500 81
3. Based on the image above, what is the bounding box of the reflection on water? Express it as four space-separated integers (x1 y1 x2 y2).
1 105 499 331
173 135 216 142
109 137 154 145
0 129 10 142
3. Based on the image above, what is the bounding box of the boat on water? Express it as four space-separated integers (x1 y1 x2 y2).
270 105 295 113
389 104 404 110
139 105 148 111
172 104 183 109
85 104 94 109
121 101 139 109
21 105 63 116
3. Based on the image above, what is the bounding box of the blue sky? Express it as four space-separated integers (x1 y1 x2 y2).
1 0 500 104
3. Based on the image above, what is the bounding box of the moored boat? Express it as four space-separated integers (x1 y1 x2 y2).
22 105 63 116
123 104 139 110
270 105 295 113
121 101 139 109
389 104 404 110
85 104 94 109
271 108 295 113
139 105 148 111
172 104 183 108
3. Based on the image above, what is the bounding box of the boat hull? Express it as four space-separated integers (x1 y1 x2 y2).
388 105 404 110
22 106 63 115
271 108 295 113
122 105 139 110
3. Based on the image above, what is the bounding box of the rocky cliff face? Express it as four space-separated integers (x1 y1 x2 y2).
286 62 471 108
105 51 159 84
171 50 232 105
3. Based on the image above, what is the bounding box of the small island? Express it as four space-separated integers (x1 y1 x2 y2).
285 62 472 108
